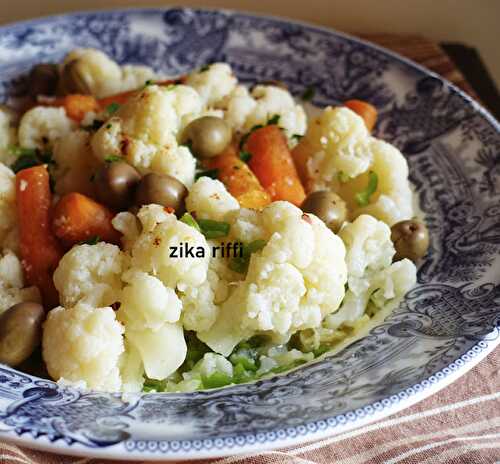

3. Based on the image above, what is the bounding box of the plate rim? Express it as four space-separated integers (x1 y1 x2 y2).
0 6 498 460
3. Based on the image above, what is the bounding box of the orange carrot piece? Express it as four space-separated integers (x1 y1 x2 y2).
246 125 306 206
207 145 271 210
52 193 121 247
16 166 64 308
344 99 377 132
62 95 100 122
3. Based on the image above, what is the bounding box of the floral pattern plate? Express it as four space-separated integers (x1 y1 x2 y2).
0 8 499 461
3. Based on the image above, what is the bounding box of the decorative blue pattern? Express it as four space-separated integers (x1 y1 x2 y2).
0 8 498 459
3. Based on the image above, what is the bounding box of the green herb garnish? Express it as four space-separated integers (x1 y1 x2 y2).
197 219 230 239
199 64 210 72
355 171 378 207
195 168 219 181
144 79 154 87
292 133 303 142
180 212 201 232
239 151 252 163
106 102 120 115
301 86 316 101
338 171 349 183
202 371 232 389
143 377 167 393
267 114 280 125
230 239 267 274
80 235 101 246
104 155 122 164
9 146 55 173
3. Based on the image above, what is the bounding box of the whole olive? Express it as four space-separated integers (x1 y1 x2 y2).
301 191 347 233
94 162 141 211
0 302 45 367
391 219 429 262
134 173 188 215
183 116 232 158
29 63 59 98
58 59 92 95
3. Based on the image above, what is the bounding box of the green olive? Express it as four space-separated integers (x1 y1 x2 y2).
134 173 188 215
0 302 45 367
301 191 348 233
391 219 429 262
29 63 59 98
94 162 141 211
183 116 232 158
58 59 92 95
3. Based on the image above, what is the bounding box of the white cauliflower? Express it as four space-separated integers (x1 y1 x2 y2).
62 48 123 98
91 84 198 187
0 106 18 165
18 107 74 151
294 106 372 190
53 243 126 308
0 250 41 315
346 139 414 226
244 85 307 141
128 205 210 290
119 340 145 393
193 352 233 379
52 130 100 197
42 303 125 391
327 215 417 329
125 322 186 380
185 177 239 221
215 85 257 132
199 202 347 355
119 270 182 331
120 64 158 92
0 164 17 249
185 63 237 107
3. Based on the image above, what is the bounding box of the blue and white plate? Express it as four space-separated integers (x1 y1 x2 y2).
0 8 498 461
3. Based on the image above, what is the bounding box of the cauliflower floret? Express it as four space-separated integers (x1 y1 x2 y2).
119 270 182 331
42 303 125 391
53 243 126 308
185 63 237 107
18 107 74 151
62 48 123 98
215 85 257 132
125 322 186 380
244 85 307 141
52 130 100 197
294 106 371 190
120 64 158 93
0 106 18 165
119 341 145 393
186 177 239 221
112 211 141 251
199 202 347 355
338 139 414 226
0 164 17 249
326 215 417 330
193 352 233 378
129 205 210 290
0 250 41 315
91 85 198 186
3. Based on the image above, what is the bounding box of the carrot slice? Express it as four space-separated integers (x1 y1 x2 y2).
52 193 121 247
16 166 64 308
207 145 271 210
246 125 306 206
344 99 377 132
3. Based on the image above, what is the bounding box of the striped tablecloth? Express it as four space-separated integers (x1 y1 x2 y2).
1 34 498 464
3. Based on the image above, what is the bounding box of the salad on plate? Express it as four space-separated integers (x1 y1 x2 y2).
0 48 429 393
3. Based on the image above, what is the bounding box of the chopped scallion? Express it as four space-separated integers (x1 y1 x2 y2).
355 171 378 207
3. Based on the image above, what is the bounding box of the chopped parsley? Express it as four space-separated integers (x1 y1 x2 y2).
80 235 101 246
9 145 55 174
239 151 252 163
199 64 210 72
301 86 316 101
355 171 378 206
104 155 122 164
267 114 280 125
230 239 267 274
105 102 120 115
195 168 219 181
82 119 104 132
338 171 349 183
